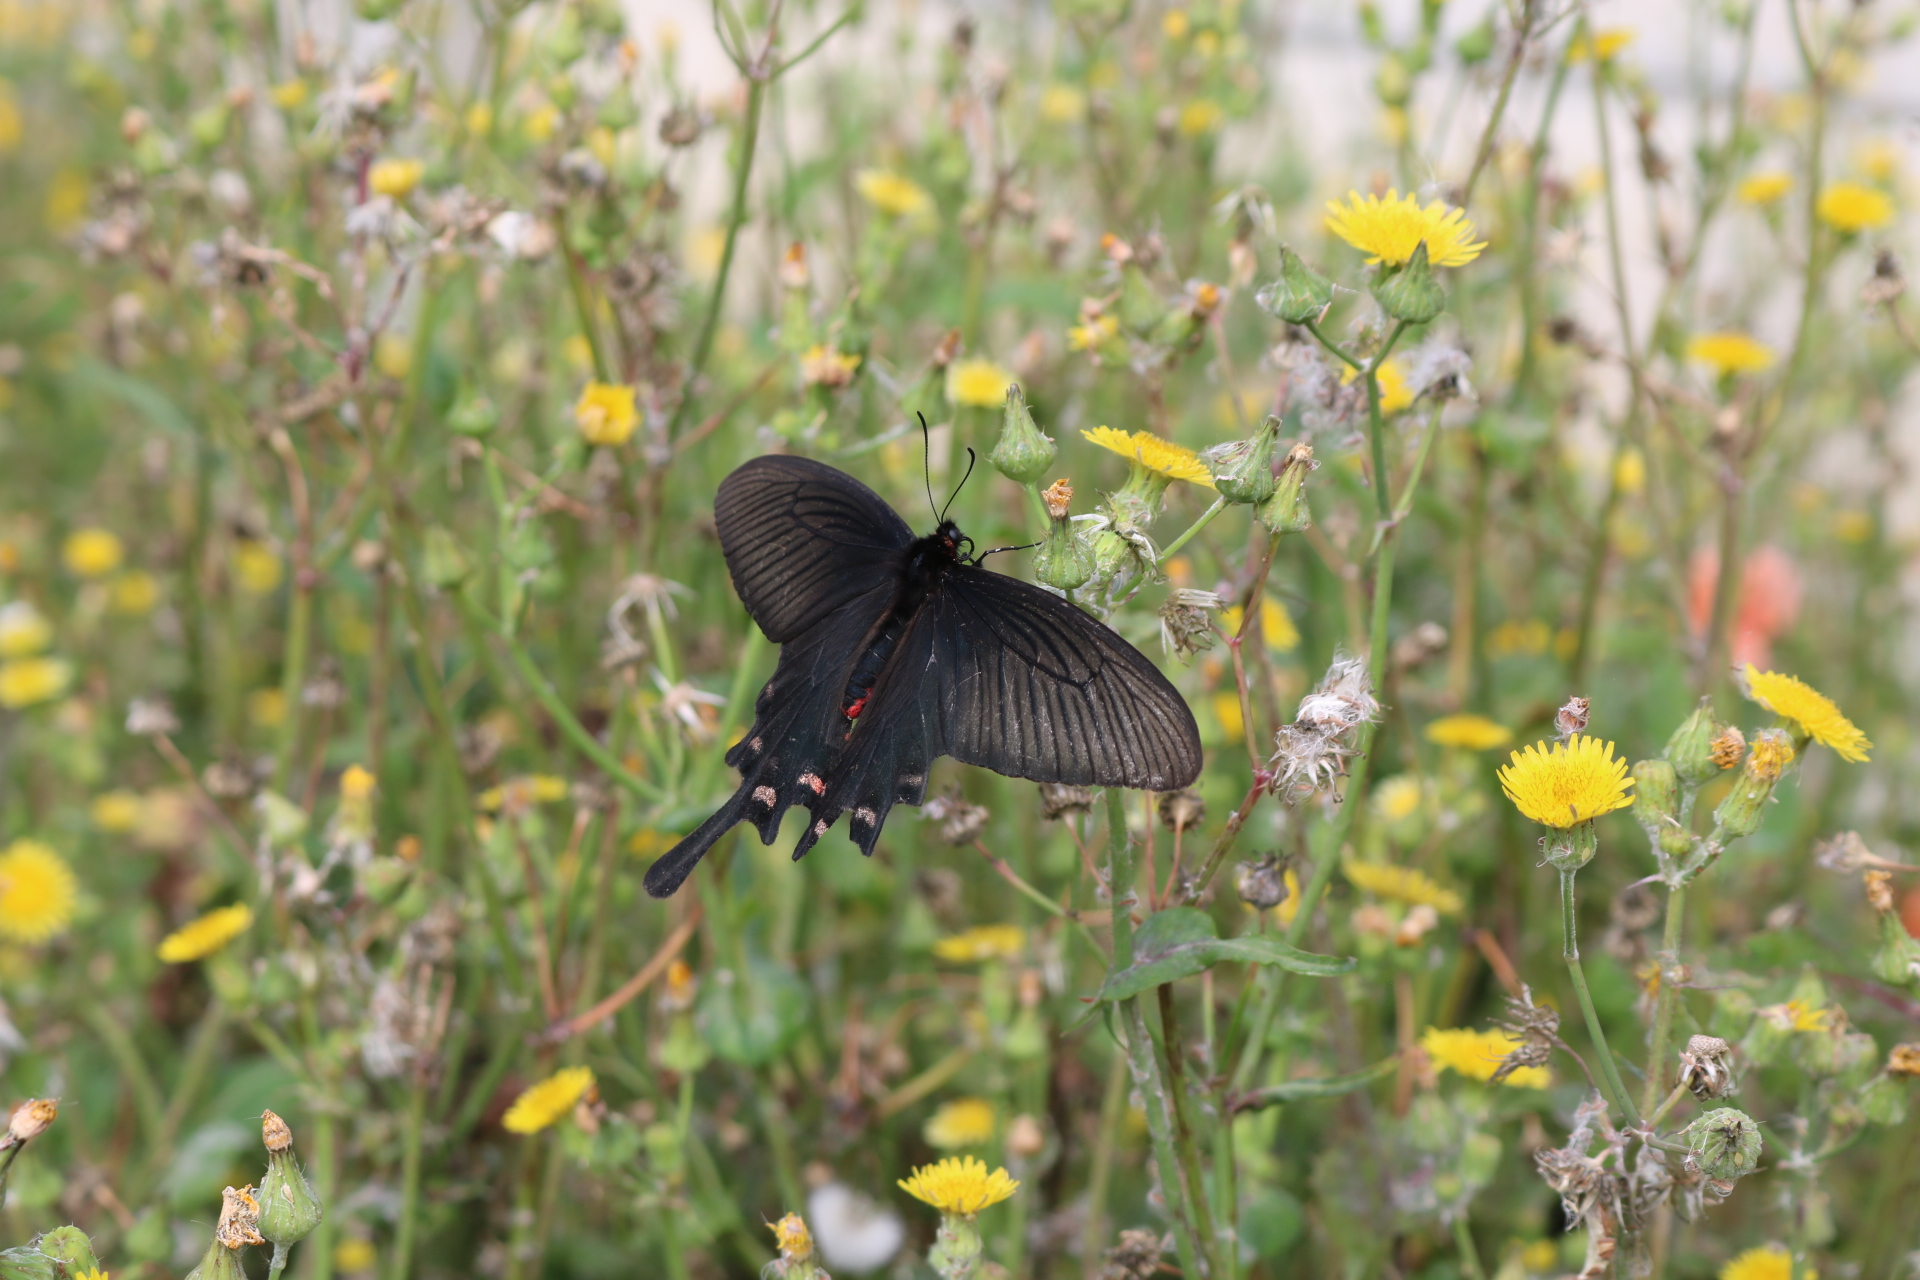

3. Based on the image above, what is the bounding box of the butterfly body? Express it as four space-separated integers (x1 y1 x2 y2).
643 455 1202 898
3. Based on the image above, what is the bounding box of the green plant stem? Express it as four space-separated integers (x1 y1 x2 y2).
273 551 314 791
1105 789 1206 1280
1559 869 1642 1128
1640 885 1687 1120
1157 984 1223 1276
1451 1212 1487 1280
1646 1081 1691 1132
1157 495 1228 562
1081 1048 1130 1268
139 997 228 1191
304 1111 337 1280
387 1072 429 1280
665 67 769 444
83 1003 165 1147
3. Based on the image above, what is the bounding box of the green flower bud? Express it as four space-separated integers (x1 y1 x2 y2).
1631 758 1679 834
359 856 414 906
1033 483 1096 592
1663 697 1724 784
1257 442 1317 533
448 395 499 437
1859 1071 1912 1126
1711 730 1792 839
189 103 230 150
928 1212 985 1280
1685 1108 1761 1181
1255 247 1334 325
1117 268 1162 337
988 385 1056 484
421 525 470 589
183 1238 247 1280
259 1113 324 1249
1455 15 1496 64
1872 909 1920 988
1208 416 1281 505
30 1228 99 1275
1372 240 1445 324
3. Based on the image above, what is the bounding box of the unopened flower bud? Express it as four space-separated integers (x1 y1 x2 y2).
1678 1035 1737 1100
4 1099 56 1146
448 395 499 437
1542 822 1600 874
1117 263 1162 336
1372 240 1445 324
1858 1070 1911 1126
31 1226 100 1274
1033 482 1095 592
258 1112 324 1248
1207 416 1281 505
1663 697 1724 784
1685 1108 1762 1181
988 384 1056 484
1631 758 1679 834
1712 731 1792 839
1872 906 1920 988
766 1212 826 1279
1156 789 1205 832
1866 869 1895 915
778 242 809 291
1256 246 1334 324
1257 441 1316 533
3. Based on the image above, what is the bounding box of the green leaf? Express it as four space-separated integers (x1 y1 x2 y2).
1234 1056 1399 1112
1207 933 1356 977
1094 908 1355 1003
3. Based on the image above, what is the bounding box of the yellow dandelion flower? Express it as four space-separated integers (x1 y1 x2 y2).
1780 999 1829 1032
1068 313 1120 352
332 1239 377 1274
1213 691 1243 744
502 1065 595 1134
1343 859 1463 915
1857 139 1899 182
74 1270 108 1280
0 656 72 709
1221 597 1301 651
248 688 287 729
946 358 1017 409
477 774 569 812
1567 28 1635 63
768 1213 813 1258
1272 864 1303 926
1720 1245 1796 1280
1686 332 1774 377
1178 100 1222 137
1817 181 1894 232
234 542 284 595
0 839 78 943
1039 84 1085 123
1081 427 1216 488
1521 1240 1558 1272
857 170 933 220
62 528 123 578
90 790 145 833
157 903 254 963
932 924 1025 963
1742 665 1870 763
799 345 862 389
1424 714 1512 750
1372 774 1424 824
111 570 159 615
368 157 424 199
1163 9 1191 39
0 601 51 657
270 79 309 110
1498 735 1635 828
1747 730 1795 780
924 1097 997 1149
898 1156 1020 1215
1340 359 1413 414
464 102 494 136
574 381 639 447
522 102 559 144
373 332 412 380
1736 171 1793 206
1614 446 1647 495
1324 189 1486 268
1419 1026 1550 1088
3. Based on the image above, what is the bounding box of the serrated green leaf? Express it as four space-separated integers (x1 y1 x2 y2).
1207 933 1356 976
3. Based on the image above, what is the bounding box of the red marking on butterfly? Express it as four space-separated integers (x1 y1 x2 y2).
844 695 870 720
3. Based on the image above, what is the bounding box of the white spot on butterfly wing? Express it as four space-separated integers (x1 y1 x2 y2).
753 786 777 807
799 772 826 795
853 807 878 826
812 818 828 837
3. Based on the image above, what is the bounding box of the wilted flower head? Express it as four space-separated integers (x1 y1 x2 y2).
1679 1034 1737 1100
215 1184 266 1249
1267 654 1379 804
1036 782 1093 820
126 696 181 737
4 1098 56 1146
1554 696 1591 741
922 793 990 846
1157 589 1222 660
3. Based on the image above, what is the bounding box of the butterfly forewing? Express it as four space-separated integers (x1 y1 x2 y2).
715 455 914 642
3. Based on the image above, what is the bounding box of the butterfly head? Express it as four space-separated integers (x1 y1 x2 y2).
934 519 975 563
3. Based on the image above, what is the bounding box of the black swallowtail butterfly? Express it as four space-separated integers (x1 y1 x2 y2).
644 453 1203 897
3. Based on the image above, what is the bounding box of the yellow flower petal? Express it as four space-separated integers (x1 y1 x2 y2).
1424 714 1512 750
157 903 254 963
502 1066 596 1134
1419 1026 1550 1088
1081 426 1215 488
1324 189 1486 268
1497 735 1635 828
897 1155 1020 1215
0 839 78 944
1743 665 1871 763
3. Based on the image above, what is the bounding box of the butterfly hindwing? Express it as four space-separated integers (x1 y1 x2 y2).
930 566 1203 792
715 454 914 642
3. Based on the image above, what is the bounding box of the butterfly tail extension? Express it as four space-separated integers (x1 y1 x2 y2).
643 790 753 898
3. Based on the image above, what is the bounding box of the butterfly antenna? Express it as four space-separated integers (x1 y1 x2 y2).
941 447 978 523
918 412 940 523
970 540 1041 566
